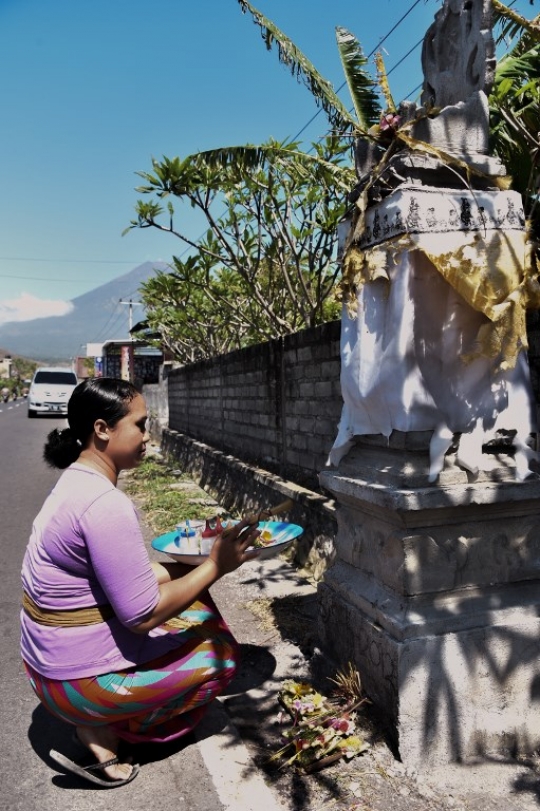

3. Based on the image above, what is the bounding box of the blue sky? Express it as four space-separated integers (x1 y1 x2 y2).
0 0 536 332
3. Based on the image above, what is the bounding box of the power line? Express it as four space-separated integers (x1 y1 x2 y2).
3 4 440 279
89 294 145 345
387 37 425 78
119 299 143 332
91 307 129 344
0 257 141 264
158 0 442 269
0 274 118 283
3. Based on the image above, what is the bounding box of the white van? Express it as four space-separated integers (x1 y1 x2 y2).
27 367 78 418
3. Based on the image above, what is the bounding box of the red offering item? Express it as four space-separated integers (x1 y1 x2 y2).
202 519 218 538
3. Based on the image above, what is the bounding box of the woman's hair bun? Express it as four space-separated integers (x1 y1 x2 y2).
43 427 81 469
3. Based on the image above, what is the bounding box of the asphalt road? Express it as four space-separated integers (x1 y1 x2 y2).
0 400 229 811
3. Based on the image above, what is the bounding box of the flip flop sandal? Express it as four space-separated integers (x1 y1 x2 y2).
49 749 140 788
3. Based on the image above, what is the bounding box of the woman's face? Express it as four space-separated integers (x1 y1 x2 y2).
105 394 149 472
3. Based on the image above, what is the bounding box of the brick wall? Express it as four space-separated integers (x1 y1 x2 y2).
168 320 342 490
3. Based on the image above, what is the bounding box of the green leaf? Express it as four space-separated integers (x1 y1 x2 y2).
188 140 354 192
335 27 381 130
492 1 540 48
130 133 354 357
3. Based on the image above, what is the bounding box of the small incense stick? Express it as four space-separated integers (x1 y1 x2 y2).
221 498 294 538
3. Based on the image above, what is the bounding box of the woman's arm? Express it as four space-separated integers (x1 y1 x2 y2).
131 519 260 633
151 560 194 584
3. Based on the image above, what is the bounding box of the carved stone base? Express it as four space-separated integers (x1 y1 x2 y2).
318 434 540 768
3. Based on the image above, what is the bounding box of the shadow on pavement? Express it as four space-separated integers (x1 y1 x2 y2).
28 707 110 791
223 643 277 695
29 700 201 778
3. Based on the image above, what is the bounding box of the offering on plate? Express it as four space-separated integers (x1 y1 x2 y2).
175 520 205 552
252 528 274 547
200 535 215 555
152 520 304 565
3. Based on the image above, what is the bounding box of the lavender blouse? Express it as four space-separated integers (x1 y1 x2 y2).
21 464 178 679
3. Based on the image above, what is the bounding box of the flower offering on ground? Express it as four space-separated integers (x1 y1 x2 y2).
271 665 371 773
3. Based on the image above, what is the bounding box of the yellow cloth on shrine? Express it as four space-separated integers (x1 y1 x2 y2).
341 229 540 370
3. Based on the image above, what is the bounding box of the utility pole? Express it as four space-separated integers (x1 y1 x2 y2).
118 299 142 333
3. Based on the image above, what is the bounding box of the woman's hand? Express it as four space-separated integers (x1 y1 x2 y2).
132 519 261 633
209 518 261 575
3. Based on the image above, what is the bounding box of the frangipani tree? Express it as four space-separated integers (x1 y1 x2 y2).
126 4 386 360
128 136 356 362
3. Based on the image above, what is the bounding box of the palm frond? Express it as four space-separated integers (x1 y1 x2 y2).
494 45 540 82
492 1 540 47
191 143 274 170
237 0 357 133
490 34 540 217
335 27 382 129
374 51 395 113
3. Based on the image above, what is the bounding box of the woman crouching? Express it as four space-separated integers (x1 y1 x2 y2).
20 377 259 788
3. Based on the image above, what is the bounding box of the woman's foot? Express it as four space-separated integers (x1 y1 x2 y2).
75 725 134 782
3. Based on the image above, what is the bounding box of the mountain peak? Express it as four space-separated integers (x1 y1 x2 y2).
0 261 168 362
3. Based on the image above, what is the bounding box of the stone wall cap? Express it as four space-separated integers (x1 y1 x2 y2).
320 469 540 514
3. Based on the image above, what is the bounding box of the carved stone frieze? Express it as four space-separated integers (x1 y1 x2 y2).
334 495 540 597
351 186 525 251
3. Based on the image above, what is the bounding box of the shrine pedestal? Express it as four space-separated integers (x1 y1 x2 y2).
318 433 540 768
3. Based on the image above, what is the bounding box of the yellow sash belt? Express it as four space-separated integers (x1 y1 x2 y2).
22 591 114 627
22 591 193 630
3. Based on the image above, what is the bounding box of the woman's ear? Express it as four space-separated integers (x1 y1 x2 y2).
94 418 110 442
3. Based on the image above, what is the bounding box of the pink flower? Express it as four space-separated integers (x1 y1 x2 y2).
379 113 401 132
329 717 355 734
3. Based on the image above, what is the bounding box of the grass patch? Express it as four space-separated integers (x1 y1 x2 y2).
122 457 220 535
245 593 318 650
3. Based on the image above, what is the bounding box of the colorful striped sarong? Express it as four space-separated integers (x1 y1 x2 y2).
23 595 238 743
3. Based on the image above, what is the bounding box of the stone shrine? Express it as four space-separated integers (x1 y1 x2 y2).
319 0 540 766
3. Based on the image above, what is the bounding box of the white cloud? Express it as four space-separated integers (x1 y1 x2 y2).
0 292 74 326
